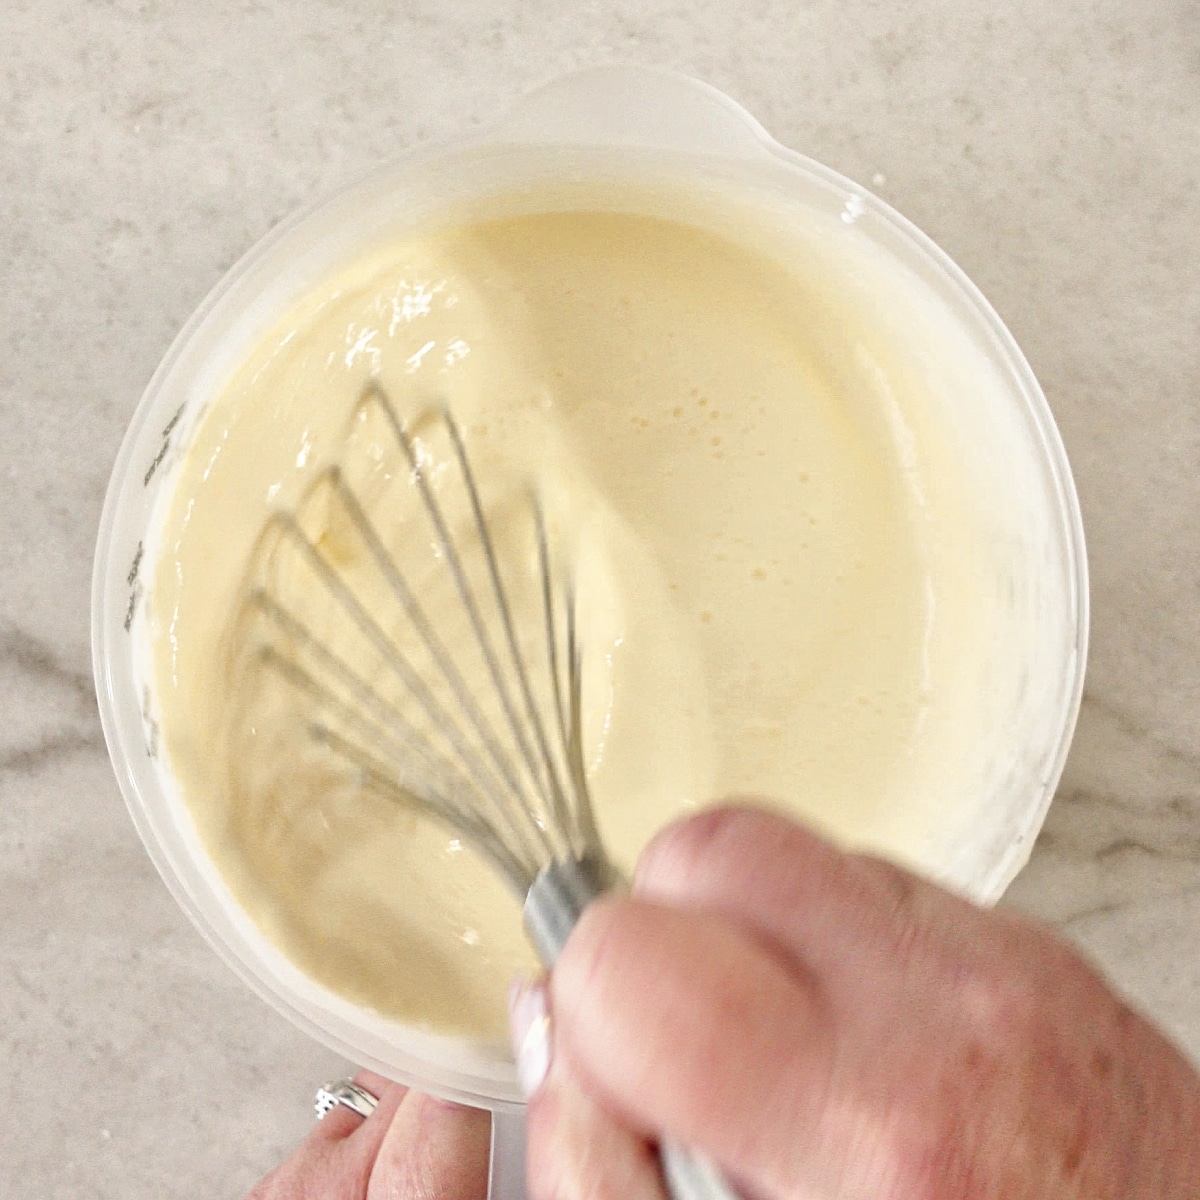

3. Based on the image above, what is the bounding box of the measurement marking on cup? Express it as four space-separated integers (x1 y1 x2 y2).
162 405 184 439
124 582 142 632
144 441 169 487
142 685 159 759
124 541 146 631
144 403 186 487
127 541 144 587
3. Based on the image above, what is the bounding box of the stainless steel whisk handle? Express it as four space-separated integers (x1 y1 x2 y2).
524 854 617 963
524 858 744 1200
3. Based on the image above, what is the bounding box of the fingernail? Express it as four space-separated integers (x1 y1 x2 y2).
508 977 552 1098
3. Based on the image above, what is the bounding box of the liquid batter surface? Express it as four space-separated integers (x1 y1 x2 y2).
151 199 989 1041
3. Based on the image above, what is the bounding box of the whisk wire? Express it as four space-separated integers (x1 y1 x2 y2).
564 582 603 854
364 384 573 841
438 413 579 838
253 639 461 807
247 591 542 871
237 383 611 889
263 512 555 870
309 722 533 893
320 468 556 865
535 504 585 847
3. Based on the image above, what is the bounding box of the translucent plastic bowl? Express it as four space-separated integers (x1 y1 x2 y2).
92 66 1087 1123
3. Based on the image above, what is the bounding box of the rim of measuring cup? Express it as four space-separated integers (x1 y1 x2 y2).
91 66 1089 1103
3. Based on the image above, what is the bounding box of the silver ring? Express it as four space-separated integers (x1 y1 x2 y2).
315 1079 379 1121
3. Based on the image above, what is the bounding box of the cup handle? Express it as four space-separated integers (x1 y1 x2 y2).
481 65 774 160
488 1105 529 1200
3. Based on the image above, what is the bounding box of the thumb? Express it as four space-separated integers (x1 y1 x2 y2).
550 895 839 1199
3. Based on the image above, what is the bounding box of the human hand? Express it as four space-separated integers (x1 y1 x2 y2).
515 804 1200 1200
247 1070 490 1200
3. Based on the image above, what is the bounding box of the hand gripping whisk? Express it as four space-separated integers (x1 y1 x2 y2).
235 382 740 1200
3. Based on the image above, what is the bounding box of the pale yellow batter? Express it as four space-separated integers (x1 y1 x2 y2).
150 193 991 1041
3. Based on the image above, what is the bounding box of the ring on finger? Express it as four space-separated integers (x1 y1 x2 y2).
314 1078 379 1122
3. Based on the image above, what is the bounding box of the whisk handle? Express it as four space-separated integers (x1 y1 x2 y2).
523 853 617 962
661 1142 744 1200
523 857 744 1200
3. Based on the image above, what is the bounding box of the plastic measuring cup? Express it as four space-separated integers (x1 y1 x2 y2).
92 66 1087 1199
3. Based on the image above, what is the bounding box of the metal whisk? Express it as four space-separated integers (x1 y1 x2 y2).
234 381 739 1200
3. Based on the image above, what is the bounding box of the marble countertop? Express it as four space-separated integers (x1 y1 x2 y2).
3 2 1197 1196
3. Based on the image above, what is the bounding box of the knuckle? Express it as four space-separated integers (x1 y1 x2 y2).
858 855 937 967
970 925 1096 1039
876 1079 994 1200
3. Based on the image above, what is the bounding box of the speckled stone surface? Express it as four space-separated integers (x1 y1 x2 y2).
2 1 1197 1196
